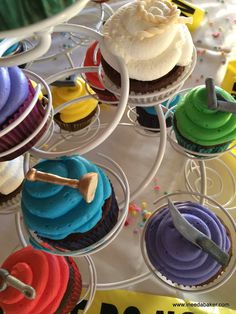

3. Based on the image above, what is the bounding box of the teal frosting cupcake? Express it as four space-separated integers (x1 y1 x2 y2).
173 86 236 154
21 155 119 251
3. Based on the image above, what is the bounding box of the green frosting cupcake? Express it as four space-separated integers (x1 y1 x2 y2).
0 0 77 31
173 85 236 154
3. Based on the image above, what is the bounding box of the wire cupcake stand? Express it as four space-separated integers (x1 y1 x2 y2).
1 1 236 311
0 69 53 162
20 2 114 70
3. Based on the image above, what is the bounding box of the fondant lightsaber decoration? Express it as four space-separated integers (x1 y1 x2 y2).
206 77 236 113
167 199 230 267
50 74 78 87
170 0 205 32
0 268 36 300
26 168 98 203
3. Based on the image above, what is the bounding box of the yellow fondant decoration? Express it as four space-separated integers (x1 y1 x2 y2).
169 0 205 32
52 77 98 123
221 60 236 99
30 80 44 100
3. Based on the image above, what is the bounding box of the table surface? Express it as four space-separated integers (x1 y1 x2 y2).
1 0 236 311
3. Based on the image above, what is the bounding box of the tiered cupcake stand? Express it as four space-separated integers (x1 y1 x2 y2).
1 1 236 312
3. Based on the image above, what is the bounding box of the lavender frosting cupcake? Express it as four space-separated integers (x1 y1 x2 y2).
144 201 231 287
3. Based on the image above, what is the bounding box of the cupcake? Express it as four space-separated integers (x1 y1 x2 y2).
144 201 231 287
100 0 194 96
83 41 118 103
173 84 236 154
21 155 119 251
0 0 81 31
0 40 24 57
0 66 48 161
136 95 180 130
0 156 24 205
51 77 98 131
0 246 82 314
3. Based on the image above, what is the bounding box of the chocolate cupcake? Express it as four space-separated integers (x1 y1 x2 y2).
143 201 233 289
173 83 236 154
21 155 119 251
83 41 118 103
136 95 180 131
0 156 24 205
100 0 195 100
51 77 98 132
0 246 82 314
0 66 48 161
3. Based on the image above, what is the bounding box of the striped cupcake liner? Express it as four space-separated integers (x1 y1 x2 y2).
173 121 231 155
0 81 48 161
54 106 98 132
56 257 82 314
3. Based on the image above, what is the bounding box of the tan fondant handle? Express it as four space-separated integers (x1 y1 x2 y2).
26 168 98 203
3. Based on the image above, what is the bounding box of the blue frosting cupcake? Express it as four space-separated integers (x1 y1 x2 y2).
21 155 119 251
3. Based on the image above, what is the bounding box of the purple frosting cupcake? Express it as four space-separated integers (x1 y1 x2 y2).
144 201 231 286
0 66 47 161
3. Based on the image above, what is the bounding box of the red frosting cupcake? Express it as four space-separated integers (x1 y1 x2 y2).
0 246 82 314
83 41 117 103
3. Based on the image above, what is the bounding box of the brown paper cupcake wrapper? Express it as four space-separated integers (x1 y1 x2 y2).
56 257 82 314
101 48 197 106
54 106 98 132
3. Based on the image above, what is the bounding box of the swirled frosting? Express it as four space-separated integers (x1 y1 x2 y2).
0 246 69 314
174 86 236 146
0 156 24 195
21 156 112 240
100 0 193 81
0 67 28 125
84 41 104 90
52 77 98 123
145 201 231 286
0 0 77 30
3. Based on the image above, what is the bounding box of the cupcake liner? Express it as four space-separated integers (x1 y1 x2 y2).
102 48 197 106
91 86 118 104
56 257 82 314
0 191 21 213
0 81 48 161
54 106 98 132
39 186 119 251
136 106 172 131
0 184 22 205
172 118 231 155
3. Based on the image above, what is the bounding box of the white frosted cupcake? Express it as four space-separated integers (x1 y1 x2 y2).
0 156 24 205
100 0 196 104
